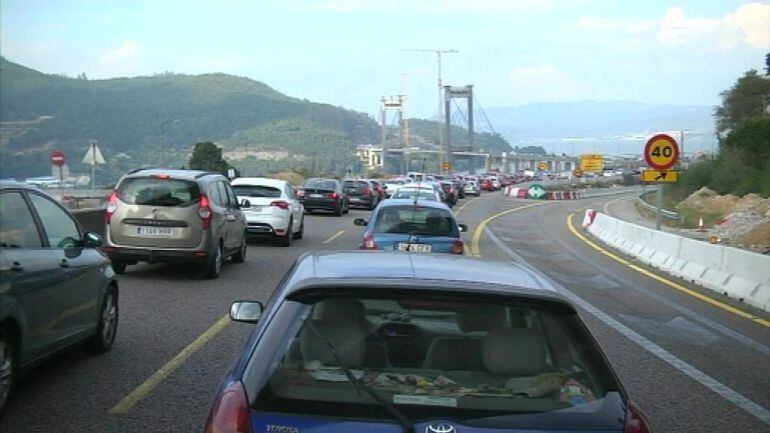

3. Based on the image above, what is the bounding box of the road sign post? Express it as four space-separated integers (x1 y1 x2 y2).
644 134 680 230
51 150 66 194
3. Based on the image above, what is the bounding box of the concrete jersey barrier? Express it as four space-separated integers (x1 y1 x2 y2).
584 210 770 312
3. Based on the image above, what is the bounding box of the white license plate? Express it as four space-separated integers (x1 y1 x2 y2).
396 243 432 252
136 226 175 237
309 194 323 198
350 197 361 202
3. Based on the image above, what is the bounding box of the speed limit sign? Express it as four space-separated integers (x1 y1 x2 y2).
644 134 679 170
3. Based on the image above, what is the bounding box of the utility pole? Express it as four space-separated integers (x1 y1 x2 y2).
401 48 458 167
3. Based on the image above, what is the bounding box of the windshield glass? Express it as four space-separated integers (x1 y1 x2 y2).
250 294 618 428
391 189 436 201
374 205 456 236
233 184 281 198
117 178 200 207
305 179 338 190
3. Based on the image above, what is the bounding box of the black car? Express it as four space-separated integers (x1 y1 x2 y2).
452 178 466 199
438 181 458 206
301 178 349 216
343 179 379 210
0 181 119 413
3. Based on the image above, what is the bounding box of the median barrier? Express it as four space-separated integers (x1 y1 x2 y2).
584 210 770 312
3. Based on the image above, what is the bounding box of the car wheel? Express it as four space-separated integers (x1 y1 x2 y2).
0 329 17 414
111 261 126 274
334 204 343 216
279 219 293 246
343 200 350 214
204 242 223 279
232 234 246 263
84 287 118 354
294 216 304 239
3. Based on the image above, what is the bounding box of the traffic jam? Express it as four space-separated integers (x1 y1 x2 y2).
0 167 655 433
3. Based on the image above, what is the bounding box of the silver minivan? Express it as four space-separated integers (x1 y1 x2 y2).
103 168 246 278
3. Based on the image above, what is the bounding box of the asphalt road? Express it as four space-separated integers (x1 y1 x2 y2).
1 191 768 433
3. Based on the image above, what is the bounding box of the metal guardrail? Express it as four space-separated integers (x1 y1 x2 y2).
637 189 679 219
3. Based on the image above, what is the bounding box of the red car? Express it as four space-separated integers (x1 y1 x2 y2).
479 178 494 191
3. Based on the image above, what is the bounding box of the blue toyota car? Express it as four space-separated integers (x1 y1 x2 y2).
204 251 652 433
353 199 467 255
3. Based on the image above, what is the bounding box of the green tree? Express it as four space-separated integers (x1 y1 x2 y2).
723 118 770 171
189 142 230 174
714 70 770 135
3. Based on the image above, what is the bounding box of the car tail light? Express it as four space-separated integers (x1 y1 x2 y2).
151 174 170 180
105 191 118 224
270 200 290 210
327 192 339 200
199 194 212 230
363 232 377 250
451 238 464 254
362 188 372 196
624 401 653 433
203 381 252 433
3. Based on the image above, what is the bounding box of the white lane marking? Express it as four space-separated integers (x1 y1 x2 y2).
484 226 770 425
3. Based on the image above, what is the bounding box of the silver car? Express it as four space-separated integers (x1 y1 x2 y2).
104 168 247 279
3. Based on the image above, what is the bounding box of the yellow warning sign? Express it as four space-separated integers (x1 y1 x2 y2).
641 169 678 183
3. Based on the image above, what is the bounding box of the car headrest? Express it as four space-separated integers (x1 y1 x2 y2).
457 305 507 333
300 320 367 367
312 299 366 322
482 328 546 376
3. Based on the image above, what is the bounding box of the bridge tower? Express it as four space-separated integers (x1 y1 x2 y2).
443 85 474 173
380 95 405 174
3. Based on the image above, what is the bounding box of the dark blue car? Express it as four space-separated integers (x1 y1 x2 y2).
353 199 467 254
205 252 652 433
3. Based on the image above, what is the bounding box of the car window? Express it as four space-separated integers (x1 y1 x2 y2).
392 189 436 201
0 191 42 248
224 183 238 207
28 193 80 248
249 295 615 427
233 184 281 198
117 178 200 207
305 179 338 190
375 206 456 236
216 182 230 207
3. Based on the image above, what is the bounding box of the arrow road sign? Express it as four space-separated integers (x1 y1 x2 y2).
642 169 678 183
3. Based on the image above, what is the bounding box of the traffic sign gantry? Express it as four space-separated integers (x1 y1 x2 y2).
644 134 679 170
641 169 678 183
51 150 66 167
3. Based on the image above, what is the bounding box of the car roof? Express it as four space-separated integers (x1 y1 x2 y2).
231 177 287 187
378 198 448 209
283 251 563 302
122 168 223 181
0 180 39 191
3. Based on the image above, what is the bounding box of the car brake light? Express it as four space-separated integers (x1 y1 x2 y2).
363 232 377 250
451 238 464 254
199 194 212 230
270 200 290 210
362 188 372 196
105 191 118 224
624 401 653 433
327 192 339 200
150 174 170 179
203 381 252 433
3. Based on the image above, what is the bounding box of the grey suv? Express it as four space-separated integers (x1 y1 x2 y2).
104 168 246 278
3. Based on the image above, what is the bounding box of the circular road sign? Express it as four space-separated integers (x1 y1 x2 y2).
442 161 451 171
573 168 583 178
51 150 66 167
644 134 679 170
527 184 547 200
538 161 548 170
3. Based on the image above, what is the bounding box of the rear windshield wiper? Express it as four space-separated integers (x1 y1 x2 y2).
304 320 414 433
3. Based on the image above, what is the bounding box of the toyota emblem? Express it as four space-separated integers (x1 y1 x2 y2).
426 424 455 433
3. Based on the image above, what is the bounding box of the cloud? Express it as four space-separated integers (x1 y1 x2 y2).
507 65 591 103
576 2 770 50
292 0 571 14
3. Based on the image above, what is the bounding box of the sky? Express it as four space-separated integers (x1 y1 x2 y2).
1 0 769 119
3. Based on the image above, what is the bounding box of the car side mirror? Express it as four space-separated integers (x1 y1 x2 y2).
458 224 468 233
83 232 103 248
230 301 263 323
240 199 251 208
353 218 368 226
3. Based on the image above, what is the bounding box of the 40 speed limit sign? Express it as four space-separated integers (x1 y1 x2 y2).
644 134 680 170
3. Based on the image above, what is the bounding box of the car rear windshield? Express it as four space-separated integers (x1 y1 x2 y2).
392 189 435 201
246 293 621 429
375 205 456 237
305 179 338 190
117 178 200 207
233 184 281 198
344 180 369 189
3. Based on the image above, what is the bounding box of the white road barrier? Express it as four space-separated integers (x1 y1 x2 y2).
585 210 770 312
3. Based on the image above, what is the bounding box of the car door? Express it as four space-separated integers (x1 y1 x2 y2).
0 190 68 362
27 191 102 341
222 181 245 252
285 185 302 232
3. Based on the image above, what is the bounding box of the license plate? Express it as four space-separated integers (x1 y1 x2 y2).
396 243 432 252
309 194 323 198
136 226 175 237
350 197 361 202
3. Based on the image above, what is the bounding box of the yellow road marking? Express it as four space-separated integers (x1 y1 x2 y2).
453 195 479 216
322 230 345 244
566 213 770 328
109 315 231 414
470 202 549 257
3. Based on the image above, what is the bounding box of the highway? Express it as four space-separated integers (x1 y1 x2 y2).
1 191 768 433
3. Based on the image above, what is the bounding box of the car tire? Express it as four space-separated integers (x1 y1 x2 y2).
279 219 293 247
204 242 223 279
334 205 343 216
0 328 17 415
84 287 118 354
232 234 246 263
294 216 304 240
112 261 127 274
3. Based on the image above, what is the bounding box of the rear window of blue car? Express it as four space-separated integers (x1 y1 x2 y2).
375 205 456 237
244 292 623 429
